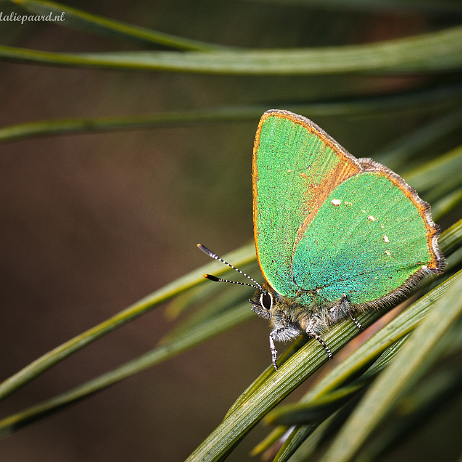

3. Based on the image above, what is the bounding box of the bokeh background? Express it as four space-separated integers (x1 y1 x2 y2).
0 1 461 461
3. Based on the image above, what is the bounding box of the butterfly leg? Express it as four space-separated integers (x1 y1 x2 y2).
270 329 333 369
348 311 363 330
269 332 279 370
339 293 363 331
269 325 301 370
310 334 332 359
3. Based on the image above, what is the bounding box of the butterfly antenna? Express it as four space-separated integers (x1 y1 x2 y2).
197 244 263 291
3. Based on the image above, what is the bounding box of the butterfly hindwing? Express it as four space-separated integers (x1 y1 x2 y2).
292 167 442 309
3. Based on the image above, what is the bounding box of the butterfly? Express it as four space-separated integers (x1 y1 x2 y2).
199 109 445 370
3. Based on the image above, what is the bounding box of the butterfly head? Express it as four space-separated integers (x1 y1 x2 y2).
249 286 273 321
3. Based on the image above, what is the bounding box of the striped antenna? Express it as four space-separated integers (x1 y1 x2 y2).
197 244 263 291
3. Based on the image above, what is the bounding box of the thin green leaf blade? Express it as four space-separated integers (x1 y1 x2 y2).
13 0 224 50
0 302 251 438
0 243 255 401
2 24 462 74
2 84 462 143
319 270 462 462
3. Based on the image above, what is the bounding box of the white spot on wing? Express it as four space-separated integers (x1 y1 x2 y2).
385 250 391 256
367 215 375 221
331 199 341 206
383 235 389 243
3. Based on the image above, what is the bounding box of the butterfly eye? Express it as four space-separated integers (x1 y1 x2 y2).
260 291 273 310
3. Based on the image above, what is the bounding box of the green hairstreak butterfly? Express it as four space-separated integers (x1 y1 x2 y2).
199 109 445 370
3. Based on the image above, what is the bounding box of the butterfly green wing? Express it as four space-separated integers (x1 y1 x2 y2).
253 110 361 297
253 110 444 306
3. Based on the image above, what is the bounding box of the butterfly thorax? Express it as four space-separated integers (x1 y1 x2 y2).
251 284 353 340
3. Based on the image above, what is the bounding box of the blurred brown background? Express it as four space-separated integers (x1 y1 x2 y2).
1 1 461 461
